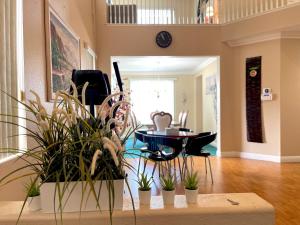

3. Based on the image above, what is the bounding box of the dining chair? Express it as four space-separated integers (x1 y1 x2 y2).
180 110 189 128
130 110 138 147
183 132 217 184
152 111 172 131
178 111 183 126
143 134 183 177
134 130 149 174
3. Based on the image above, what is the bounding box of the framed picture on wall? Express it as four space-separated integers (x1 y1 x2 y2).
83 42 96 70
45 1 81 100
205 75 217 95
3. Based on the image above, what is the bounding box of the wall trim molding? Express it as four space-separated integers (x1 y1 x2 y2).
239 152 281 162
227 33 282 47
217 151 300 163
227 31 300 47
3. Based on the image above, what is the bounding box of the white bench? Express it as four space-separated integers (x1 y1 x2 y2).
0 193 274 225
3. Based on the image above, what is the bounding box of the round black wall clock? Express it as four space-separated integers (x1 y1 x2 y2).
156 31 172 48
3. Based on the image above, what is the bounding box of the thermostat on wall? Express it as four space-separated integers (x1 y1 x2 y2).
261 88 273 101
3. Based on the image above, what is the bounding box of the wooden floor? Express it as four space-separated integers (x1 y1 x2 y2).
125 157 300 225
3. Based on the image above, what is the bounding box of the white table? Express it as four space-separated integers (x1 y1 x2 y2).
0 193 274 225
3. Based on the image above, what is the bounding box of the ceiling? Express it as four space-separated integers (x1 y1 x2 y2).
111 56 217 76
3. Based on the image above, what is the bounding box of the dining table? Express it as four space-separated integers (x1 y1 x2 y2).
134 129 197 150
145 130 197 138
141 121 181 130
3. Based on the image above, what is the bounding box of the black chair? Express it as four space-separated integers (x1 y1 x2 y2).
70 62 123 118
143 134 183 177
71 70 111 117
184 132 217 184
134 130 149 174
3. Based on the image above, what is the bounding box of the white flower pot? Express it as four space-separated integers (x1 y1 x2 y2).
40 179 124 213
162 190 175 205
185 188 198 204
27 196 41 211
138 189 151 205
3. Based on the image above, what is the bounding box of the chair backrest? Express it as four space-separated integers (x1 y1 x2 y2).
181 110 189 128
152 111 172 131
71 70 111 117
135 130 147 142
185 132 217 154
130 110 138 129
143 134 183 160
178 111 183 125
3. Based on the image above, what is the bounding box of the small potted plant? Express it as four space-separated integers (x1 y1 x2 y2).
137 172 152 205
184 171 199 204
160 174 175 205
25 179 41 211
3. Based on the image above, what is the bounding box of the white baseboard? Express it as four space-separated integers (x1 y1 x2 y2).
217 151 300 163
240 152 281 163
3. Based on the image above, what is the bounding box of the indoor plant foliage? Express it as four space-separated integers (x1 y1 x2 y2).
137 172 152 205
25 179 41 211
160 174 175 205
184 171 199 204
0 82 136 221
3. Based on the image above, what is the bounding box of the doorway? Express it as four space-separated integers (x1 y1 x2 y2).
111 56 220 155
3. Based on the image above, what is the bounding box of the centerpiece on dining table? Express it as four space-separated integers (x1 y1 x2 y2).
0 82 135 223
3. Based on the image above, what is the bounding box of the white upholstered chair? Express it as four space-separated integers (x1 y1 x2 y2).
152 111 172 131
178 111 183 127
180 110 189 128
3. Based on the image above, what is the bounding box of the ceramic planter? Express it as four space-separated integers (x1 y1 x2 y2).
40 179 124 213
27 196 41 211
162 190 175 205
185 188 198 204
138 189 151 205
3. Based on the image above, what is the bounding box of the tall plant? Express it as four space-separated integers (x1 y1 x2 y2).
0 83 136 224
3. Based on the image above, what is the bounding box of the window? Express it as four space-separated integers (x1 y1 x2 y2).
130 79 174 124
0 0 25 162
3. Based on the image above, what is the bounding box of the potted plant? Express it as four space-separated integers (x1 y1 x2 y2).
137 172 152 205
25 179 41 211
0 85 136 223
184 171 199 204
160 174 175 205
